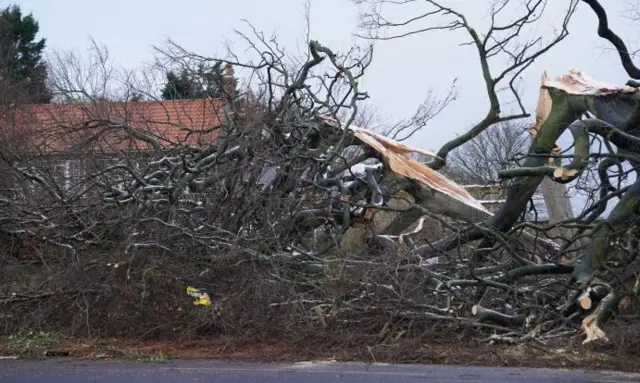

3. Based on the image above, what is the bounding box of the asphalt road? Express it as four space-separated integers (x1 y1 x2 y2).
1 359 640 383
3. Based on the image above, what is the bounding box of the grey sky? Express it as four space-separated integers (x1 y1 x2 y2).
15 0 640 153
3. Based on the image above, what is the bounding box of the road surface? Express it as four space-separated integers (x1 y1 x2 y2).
1 359 639 382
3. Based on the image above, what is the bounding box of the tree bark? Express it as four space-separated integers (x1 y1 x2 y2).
416 69 640 259
572 177 640 283
413 87 579 255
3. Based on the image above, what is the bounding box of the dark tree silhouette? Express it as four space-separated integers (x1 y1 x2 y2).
0 4 51 103
161 62 236 100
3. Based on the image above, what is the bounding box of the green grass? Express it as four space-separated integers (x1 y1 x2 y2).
130 352 168 363
2 330 60 356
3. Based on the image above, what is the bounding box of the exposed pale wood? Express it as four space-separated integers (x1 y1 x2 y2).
578 289 592 310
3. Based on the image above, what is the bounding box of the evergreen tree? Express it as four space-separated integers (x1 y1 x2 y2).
161 70 195 100
161 61 236 100
0 4 51 103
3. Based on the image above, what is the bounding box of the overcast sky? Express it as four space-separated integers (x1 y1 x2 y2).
14 0 640 153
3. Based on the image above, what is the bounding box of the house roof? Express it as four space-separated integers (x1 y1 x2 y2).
0 98 226 155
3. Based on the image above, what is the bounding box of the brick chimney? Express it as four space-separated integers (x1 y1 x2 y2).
222 64 236 99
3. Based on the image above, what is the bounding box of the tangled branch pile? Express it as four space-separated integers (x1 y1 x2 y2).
0 0 639 348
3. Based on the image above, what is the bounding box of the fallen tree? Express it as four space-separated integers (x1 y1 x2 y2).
0 0 638 347
351 0 640 343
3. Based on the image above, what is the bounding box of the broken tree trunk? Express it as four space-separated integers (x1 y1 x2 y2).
415 69 640 343
418 69 640 258
530 72 588 252
319 115 494 224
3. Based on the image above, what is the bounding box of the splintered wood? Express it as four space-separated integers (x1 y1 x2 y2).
318 115 491 216
529 71 553 141
351 128 490 214
542 69 637 96
529 68 636 160
582 313 608 344
552 167 579 180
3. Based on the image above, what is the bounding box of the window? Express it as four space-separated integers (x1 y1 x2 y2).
52 160 71 191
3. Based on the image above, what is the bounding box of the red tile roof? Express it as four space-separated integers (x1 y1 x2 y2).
1 99 226 155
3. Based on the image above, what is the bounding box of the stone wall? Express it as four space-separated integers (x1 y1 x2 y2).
463 184 506 214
